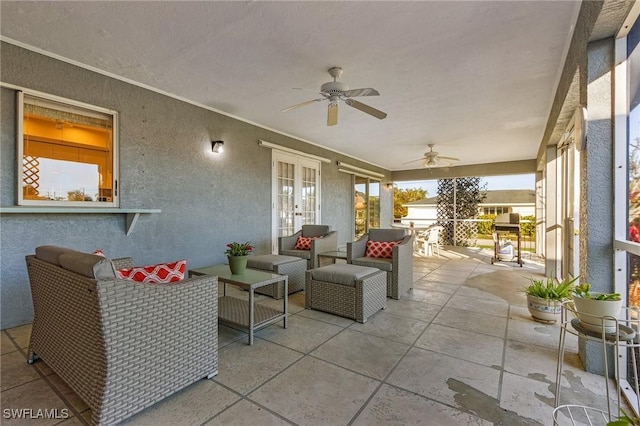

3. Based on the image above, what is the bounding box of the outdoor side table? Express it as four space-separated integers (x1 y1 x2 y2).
189 264 288 345
317 250 348 267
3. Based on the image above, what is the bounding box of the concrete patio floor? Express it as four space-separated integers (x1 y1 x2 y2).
1 247 619 425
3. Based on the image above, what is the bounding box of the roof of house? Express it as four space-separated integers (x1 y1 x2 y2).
404 189 535 206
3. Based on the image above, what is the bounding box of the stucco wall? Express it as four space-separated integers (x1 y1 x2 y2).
0 42 391 329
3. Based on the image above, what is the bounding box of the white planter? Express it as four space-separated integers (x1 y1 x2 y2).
572 293 623 333
527 295 563 323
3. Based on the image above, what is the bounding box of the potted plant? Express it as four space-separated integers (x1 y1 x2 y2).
225 241 254 274
524 276 577 323
573 282 622 333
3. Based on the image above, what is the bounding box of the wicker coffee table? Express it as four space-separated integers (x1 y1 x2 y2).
189 264 288 345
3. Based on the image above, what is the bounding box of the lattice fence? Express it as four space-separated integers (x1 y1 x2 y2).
436 177 484 246
23 155 40 197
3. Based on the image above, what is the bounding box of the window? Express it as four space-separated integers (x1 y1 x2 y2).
18 91 118 207
483 206 509 215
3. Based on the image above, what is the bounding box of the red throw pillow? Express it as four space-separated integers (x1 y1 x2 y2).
365 240 402 258
294 236 321 250
116 259 186 283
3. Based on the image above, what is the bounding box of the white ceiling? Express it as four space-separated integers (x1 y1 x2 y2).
0 1 580 171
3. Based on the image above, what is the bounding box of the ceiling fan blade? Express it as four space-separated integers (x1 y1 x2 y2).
281 98 324 113
439 156 460 162
341 88 380 97
293 87 329 96
344 99 387 120
402 157 426 165
327 103 338 126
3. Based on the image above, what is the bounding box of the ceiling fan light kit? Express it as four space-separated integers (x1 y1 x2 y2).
403 143 460 169
281 66 387 126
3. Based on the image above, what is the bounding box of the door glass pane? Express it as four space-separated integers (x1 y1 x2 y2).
355 176 367 239
628 14 640 303
277 160 295 237
369 180 380 229
626 14 640 396
301 165 317 225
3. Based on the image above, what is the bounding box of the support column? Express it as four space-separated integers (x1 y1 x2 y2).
579 37 616 375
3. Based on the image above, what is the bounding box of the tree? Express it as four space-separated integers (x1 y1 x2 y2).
393 187 427 219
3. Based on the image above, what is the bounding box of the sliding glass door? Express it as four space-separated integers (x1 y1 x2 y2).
354 176 380 239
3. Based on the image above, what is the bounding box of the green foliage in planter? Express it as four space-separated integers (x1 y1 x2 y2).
524 276 578 300
573 282 622 301
606 408 639 425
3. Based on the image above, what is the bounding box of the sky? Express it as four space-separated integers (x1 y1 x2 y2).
395 173 534 198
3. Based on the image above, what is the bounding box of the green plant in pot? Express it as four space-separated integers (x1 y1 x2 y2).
524 276 578 323
225 241 253 275
573 282 622 333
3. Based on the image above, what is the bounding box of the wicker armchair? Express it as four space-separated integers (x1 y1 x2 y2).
278 224 338 269
26 246 218 426
347 229 414 299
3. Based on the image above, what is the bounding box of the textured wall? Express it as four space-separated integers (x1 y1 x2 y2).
0 42 391 329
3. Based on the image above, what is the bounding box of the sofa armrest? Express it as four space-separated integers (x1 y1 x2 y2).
309 231 338 268
347 235 369 263
278 230 302 253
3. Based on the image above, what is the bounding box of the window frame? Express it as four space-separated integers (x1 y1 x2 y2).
16 89 119 207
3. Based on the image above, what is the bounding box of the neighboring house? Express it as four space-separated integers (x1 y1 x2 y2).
400 189 535 227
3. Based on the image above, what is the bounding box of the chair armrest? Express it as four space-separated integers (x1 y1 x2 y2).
347 235 369 263
111 257 134 269
310 231 338 268
394 235 414 258
278 230 302 253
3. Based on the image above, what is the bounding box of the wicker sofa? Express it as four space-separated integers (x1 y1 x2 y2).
25 246 219 425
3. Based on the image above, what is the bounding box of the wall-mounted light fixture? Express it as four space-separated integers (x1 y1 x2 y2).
211 140 224 153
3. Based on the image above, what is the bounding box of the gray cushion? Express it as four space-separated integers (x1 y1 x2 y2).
279 249 311 260
58 251 117 280
35 245 77 266
369 229 406 242
301 225 331 238
352 257 393 272
310 264 380 286
247 254 304 269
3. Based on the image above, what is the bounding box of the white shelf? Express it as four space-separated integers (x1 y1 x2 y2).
0 207 161 235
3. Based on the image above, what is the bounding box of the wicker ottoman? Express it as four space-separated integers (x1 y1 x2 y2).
305 264 386 323
247 254 307 299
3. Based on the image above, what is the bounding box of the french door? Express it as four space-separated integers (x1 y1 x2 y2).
271 151 321 252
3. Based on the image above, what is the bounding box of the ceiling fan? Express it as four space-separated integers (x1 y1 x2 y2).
404 144 460 169
281 67 387 126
